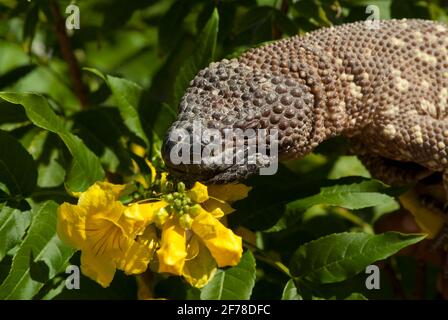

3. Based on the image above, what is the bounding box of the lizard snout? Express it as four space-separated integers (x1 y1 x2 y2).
162 129 220 182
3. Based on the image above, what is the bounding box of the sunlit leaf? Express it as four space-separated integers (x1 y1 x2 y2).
0 201 75 299
0 203 32 262
200 251 256 300
289 232 425 284
281 279 302 300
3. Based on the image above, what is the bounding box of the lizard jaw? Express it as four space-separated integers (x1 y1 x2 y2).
162 137 274 183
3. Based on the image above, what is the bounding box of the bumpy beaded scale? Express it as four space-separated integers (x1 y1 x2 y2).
163 19 448 191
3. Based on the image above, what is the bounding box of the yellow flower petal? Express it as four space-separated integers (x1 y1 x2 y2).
145 159 157 184
133 173 149 189
57 203 87 249
138 225 159 250
210 208 225 219
131 143 146 157
186 235 200 260
183 236 217 288
120 201 167 237
85 216 131 257
156 217 187 275
117 240 153 275
202 198 235 215
207 184 252 203
191 212 242 267
77 182 125 222
188 182 209 203
189 204 223 219
399 190 444 239
81 251 116 288
160 172 168 190
97 181 127 199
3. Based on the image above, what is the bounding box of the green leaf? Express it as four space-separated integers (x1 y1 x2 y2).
0 201 75 299
345 292 368 300
0 203 32 262
281 279 302 300
37 149 66 188
173 8 219 106
0 65 36 90
328 156 371 179
0 130 37 197
158 0 191 54
288 179 394 211
290 232 425 284
0 92 105 192
200 251 256 300
84 69 149 146
22 1 39 53
230 164 329 231
234 6 274 35
268 179 397 232
107 75 148 145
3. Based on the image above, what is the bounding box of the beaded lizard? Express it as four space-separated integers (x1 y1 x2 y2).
163 19 448 196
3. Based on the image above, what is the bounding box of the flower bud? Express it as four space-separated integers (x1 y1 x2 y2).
179 214 193 229
188 204 203 217
177 182 186 193
155 207 169 226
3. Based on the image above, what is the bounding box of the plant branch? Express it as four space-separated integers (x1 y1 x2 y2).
243 241 291 277
49 0 89 109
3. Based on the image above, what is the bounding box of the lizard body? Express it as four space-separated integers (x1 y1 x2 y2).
163 19 448 187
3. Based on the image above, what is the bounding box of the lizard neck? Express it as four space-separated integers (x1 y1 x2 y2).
287 41 350 158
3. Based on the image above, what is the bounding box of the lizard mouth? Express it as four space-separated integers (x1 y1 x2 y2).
162 139 273 184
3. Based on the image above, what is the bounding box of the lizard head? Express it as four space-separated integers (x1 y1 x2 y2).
162 53 316 184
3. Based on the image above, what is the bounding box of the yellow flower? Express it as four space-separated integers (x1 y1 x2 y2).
57 181 166 287
58 176 251 289
156 182 250 287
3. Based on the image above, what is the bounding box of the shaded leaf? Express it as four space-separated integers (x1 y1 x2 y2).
0 130 37 197
0 65 36 89
107 75 148 145
0 92 105 192
173 8 219 106
84 69 149 146
22 1 39 53
158 0 191 53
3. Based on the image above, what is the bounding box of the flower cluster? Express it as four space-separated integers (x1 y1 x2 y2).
57 174 251 288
